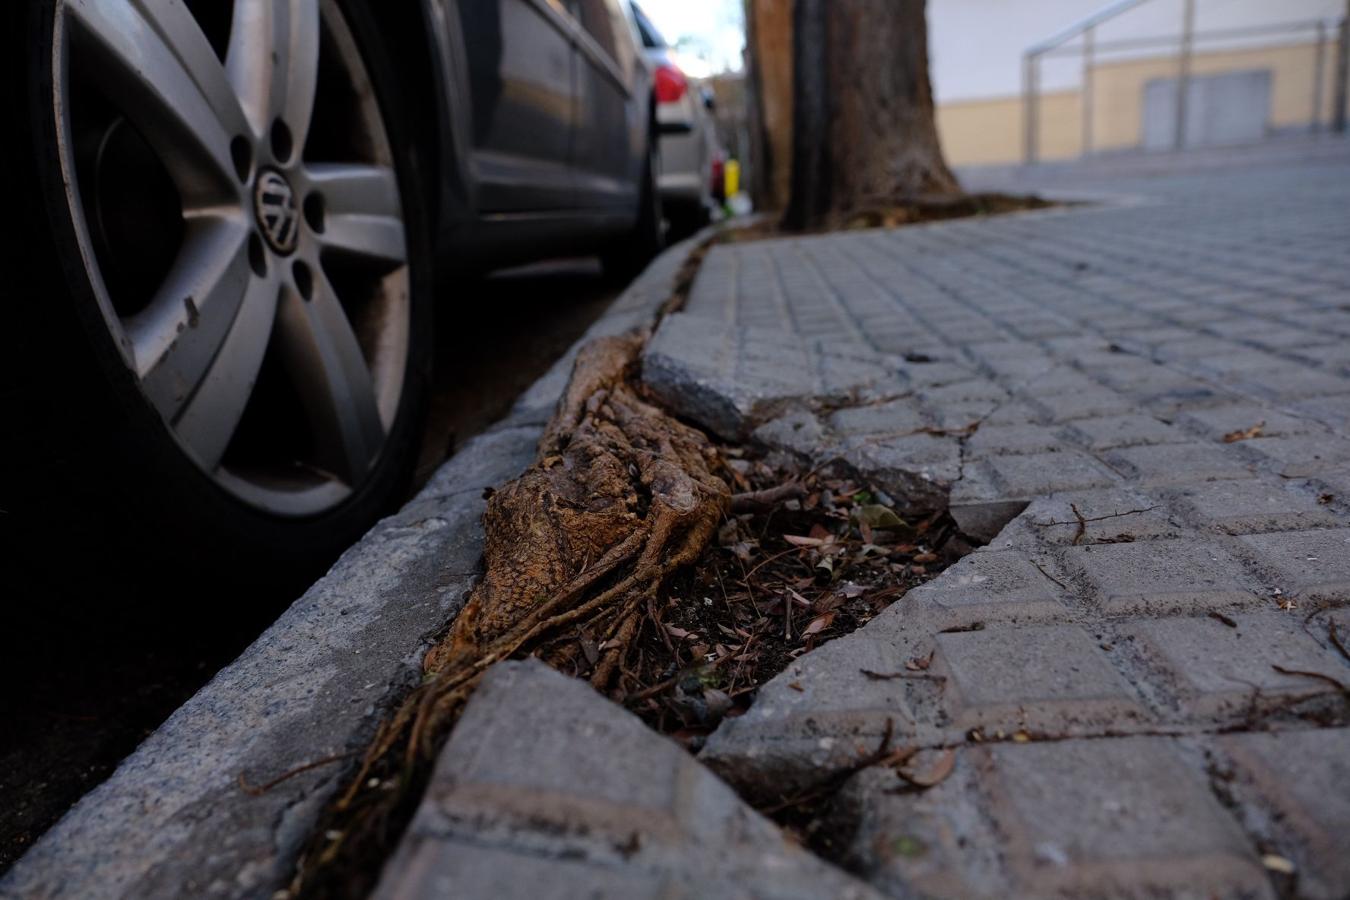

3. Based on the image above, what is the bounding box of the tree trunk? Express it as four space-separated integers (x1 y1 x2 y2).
750 0 961 231
744 0 795 211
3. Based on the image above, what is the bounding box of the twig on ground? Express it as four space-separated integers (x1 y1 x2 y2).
1328 619 1350 664
859 668 945 682
730 481 806 513
1032 505 1160 544
237 753 355 797
1271 664 1349 696
1029 559 1070 591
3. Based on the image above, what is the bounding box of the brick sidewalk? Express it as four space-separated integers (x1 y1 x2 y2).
666 150 1350 897
362 149 1350 900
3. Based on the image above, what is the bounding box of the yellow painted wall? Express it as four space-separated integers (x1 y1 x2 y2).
938 90 1082 165
937 40 1337 166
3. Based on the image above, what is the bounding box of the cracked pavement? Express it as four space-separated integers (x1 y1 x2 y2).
676 145 1350 897
366 142 1350 899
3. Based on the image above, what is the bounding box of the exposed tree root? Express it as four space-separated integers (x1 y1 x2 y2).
294 332 730 897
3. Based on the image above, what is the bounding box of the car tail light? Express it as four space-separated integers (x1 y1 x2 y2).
654 63 688 104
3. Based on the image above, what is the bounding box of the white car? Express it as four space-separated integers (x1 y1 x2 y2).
632 3 723 237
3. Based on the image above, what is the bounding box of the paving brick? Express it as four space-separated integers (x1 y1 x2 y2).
1021 488 1178 545
1238 370 1350 403
1123 614 1348 718
934 625 1146 732
1063 539 1263 614
1063 413 1185 450
1028 386 1136 423
1239 435 1350 476
983 738 1269 897
965 423 1067 458
904 551 1067 622
1240 528 1350 600
826 399 926 436
837 751 1008 898
1290 394 1350 433
1178 404 1319 440
917 379 1009 407
1218 729 1350 899
374 660 880 900
1170 479 1340 534
980 450 1120 497
1104 441 1255 487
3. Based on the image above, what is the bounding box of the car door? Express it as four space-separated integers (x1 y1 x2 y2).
454 0 578 212
568 0 644 216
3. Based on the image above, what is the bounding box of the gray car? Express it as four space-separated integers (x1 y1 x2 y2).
632 2 722 237
1 0 660 586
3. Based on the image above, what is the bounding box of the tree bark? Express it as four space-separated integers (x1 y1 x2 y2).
744 0 795 211
751 0 961 231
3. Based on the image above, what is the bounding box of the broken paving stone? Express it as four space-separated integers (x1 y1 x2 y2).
642 312 896 441
370 660 882 900
749 405 960 512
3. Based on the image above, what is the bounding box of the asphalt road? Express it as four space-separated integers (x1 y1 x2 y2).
0 258 623 872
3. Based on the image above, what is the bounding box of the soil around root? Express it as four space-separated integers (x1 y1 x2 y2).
608 451 973 747
286 331 973 898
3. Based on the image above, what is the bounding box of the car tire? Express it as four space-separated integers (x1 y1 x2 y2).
602 139 664 282
0 0 433 597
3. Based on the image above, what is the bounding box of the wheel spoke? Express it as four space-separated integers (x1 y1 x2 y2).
66 0 250 201
172 274 282 470
131 218 255 421
226 0 320 149
275 271 384 483
306 164 406 268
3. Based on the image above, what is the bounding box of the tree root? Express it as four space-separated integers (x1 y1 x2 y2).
300 333 731 890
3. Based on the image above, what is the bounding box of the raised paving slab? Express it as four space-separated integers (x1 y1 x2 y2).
664 152 1350 898
371 660 880 900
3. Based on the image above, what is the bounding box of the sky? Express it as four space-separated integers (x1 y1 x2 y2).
637 0 745 77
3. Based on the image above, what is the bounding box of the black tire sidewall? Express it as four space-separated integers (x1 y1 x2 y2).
1 0 434 593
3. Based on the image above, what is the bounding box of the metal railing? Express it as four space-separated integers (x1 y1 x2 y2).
1023 0 1350 163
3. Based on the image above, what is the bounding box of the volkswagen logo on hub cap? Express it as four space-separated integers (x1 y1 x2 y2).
254 169 299 254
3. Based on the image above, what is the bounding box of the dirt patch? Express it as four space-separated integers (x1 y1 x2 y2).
722 192 1055 242
610 452 972 747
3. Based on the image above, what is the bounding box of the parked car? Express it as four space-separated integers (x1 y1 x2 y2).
630 2 722 237
0 0 660 588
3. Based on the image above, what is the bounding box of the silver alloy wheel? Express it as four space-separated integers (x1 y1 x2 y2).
52 0 411 516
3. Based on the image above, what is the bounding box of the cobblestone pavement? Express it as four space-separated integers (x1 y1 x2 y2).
655 147 1350 898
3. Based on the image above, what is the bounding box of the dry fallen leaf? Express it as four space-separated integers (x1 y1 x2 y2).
1222 421 1265 443
783 534 827 548
905 650 934 672
802 611 836 636
901 747 957 787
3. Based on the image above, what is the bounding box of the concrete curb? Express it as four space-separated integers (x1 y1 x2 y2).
0 233 709 900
